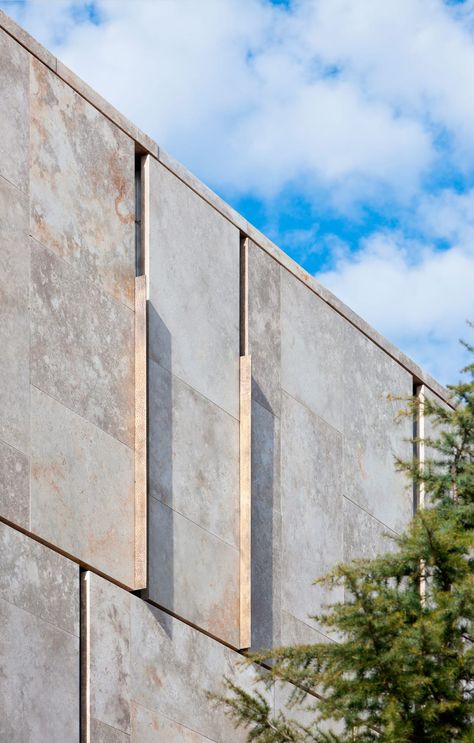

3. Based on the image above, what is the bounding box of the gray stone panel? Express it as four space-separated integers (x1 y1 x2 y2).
149 359 239 547
343 497 397 564
30 386 135 587
0 177 29 454
148 160 240 419
281 392 344 634
147 497 240 647
0 439 29 528
30 58 135 308
248 240 281 416
90 719 130 743
31 241 134 448
281 269 345 432
342 325 413 532
0 28 28 190
87 572 270 743
0 523 79 742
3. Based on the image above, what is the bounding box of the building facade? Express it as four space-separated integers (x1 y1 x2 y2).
0 11 450 742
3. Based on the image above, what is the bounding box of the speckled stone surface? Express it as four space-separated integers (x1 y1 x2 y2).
0 28 29 191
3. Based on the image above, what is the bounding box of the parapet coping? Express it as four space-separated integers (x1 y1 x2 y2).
0 9 451 404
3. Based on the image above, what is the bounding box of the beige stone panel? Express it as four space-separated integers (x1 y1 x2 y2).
148 159 240 419
30 241 134 448
0 28 29 190
0 439 29 528
30 386 135 587
0 177 29 454
147 498 240 647
90 719 130 742
131 704 214 742
342 325 413 533
29 57 135 308
281 269 345 432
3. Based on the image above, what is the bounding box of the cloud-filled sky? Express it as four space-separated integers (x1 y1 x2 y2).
2 0 474 384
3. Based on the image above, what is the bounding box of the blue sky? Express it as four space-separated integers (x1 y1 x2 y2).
2 0 474 383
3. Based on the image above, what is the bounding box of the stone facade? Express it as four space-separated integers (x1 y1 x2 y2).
0 11 451 742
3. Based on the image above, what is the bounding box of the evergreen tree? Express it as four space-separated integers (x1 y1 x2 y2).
217 344 474 742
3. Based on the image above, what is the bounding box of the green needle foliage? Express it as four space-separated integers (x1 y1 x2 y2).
217 342 474 742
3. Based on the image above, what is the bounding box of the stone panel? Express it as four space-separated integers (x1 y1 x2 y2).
148 159 240 418
0 522 79 742
0 28 28 190
0 177 29 454
280 392 344 636
0 439 29 528
30 386 135 587
248 239 281 416
149 359 239 547
30 57 135 308
343 497 397 564
30 241 134 448
147 497 240 647
342 325 413 532
90 719 130 743
281 269 345 432
86 572 270 743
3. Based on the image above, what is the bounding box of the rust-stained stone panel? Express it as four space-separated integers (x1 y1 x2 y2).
30 385 135 588
0 28 29 191
30 241 134 448
0 177 29 455
29 57 135 309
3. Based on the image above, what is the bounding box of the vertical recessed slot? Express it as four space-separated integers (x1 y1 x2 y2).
239 235 251 649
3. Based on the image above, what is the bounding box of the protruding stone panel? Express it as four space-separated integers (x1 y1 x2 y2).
30 241 134 448
342 325 413 532
0 28 29 190
148 498 240 647
30 386 135 587
0 523 79 742
0 177 29 455
86 572 270 743
30 57 135 308
281 269 344 432
148 159 240 418
281 392 344 636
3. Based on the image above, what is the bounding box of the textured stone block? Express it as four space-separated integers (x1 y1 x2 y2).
248 240 281 416
342 326 413 532
147 497 240 647
281 269 345 432
148 160 240 418
0 177 29 454
0 28 28 190
281 392 344 630
149 359 239 547
0 439 29 528
30 385 135 587
30 241 134 448
30 58 135 308
0 523 79 742
85 572 270 742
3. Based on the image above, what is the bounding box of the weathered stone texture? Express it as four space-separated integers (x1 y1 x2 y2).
86 572 270 742
30 386 135 586
30 57 135 308
0 440 29 528
0 522 79 742
0 28 29 190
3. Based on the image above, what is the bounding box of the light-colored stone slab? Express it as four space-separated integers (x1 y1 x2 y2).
131 704 214 743
149 360 239 547
0 522 79 742
343 497 397 564
30 57 135 308
281 392 344 630
147 497 240 647
148 159 240 419
248 240 281 416
0 28 29 190
0 439 29 528
342 325 413 532
30 386 135 587
0 177 29 454
30 241 134 448
281 269 345 432
280 610 329 647
90 719 130 743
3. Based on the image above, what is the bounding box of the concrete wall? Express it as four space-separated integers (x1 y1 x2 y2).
0 11 452 742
